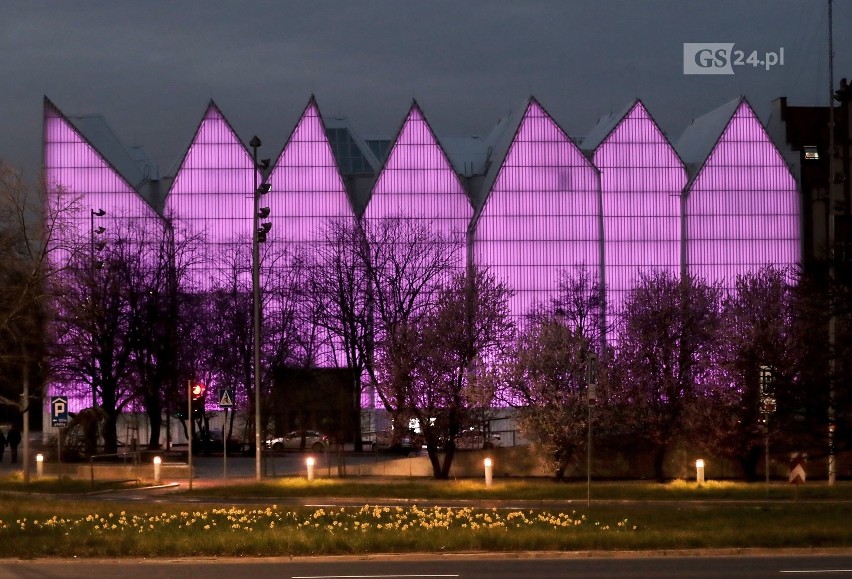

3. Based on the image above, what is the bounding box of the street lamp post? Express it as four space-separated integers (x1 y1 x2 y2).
249 136 271 482
759 365 775 494
89 208 106 408
586 352 597 508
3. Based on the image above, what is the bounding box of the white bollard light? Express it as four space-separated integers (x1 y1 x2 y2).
306 456 316 481
153 456 162 484
695 459 705 484
36 454 44 479
484 457 493 488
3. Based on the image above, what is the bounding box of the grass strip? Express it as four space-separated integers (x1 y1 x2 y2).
0 496 851 558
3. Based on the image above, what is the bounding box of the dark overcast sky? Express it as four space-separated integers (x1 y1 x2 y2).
1 0 850 180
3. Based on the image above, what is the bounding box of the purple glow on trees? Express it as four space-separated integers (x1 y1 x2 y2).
684 100 800 288
475 99 600 321
591 100 687 335
166 102 259 290
44 99 161 413
266 98 356 368
364 102 472 266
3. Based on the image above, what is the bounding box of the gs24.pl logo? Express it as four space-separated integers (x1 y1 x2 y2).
683 43 785 75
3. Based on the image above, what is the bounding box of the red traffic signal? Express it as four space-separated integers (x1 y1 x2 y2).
191 382 206 400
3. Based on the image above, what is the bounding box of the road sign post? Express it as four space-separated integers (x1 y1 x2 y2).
50 396 68 428
218 389 235 479
789 453 806 502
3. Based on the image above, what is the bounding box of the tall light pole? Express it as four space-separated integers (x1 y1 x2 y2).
89 208 106 408
586 352 597 508
759 365 775 494
250 136 271 481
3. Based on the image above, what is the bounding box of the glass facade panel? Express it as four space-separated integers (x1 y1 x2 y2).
685 101 800 288
475 100 600 321
165 103 258 291
592 101 686 336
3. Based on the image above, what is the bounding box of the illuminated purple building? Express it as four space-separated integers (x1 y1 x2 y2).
473 98 601 321
676 98 800 288
42 94 803 419
363 101 472 265
43 98 164 412
266 97 357 367
166 102 258 290
585 100 687 332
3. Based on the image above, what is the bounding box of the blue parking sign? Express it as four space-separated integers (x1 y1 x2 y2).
51 396 68 427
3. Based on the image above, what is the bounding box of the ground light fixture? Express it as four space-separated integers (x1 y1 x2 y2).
695 459 705 484
36 454 44 479
153 456 162 484
306 456 316 481
483 457 493 487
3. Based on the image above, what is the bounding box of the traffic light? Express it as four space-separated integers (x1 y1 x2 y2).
191 382 206 400
190 382 206 418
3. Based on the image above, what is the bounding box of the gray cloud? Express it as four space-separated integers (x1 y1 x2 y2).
1 0 849 179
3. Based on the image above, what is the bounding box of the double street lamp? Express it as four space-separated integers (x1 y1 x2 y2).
249 136 271 481
89 208 106 408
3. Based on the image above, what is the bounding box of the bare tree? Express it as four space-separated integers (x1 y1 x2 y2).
505 265 604 481
0 163 80 422
125 217 205 449
49 215 166 454
409 266 514 479
304 217 372 450
608 270 722 481
359 217 460 441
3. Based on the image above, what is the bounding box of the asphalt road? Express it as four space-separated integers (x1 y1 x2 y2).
1 554 852 578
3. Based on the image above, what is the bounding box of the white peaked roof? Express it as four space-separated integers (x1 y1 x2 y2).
581 101 638 152
65 113 157 188
470 97 530 215
675 97 743 167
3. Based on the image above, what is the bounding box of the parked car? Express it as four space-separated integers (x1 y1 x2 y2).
366 429 423 453
266 430 328 452
455 430 502 450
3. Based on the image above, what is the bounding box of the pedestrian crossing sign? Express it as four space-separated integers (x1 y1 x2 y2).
218 388 235 408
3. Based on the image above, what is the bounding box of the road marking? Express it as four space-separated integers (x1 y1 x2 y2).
292 575 459 578
780 571 852 574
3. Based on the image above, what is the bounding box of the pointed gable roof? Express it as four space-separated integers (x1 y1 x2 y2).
582 100 638 153
266 96 354 218
590 99 686 170
675 97 743 170
473 96 597 223
678 97 793 189
365 100 471 219
43 97 158 216
166 100 258 205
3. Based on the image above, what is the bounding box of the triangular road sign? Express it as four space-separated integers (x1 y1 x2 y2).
218 388 234 408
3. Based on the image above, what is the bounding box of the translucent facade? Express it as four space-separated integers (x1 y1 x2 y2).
266 97 356 367
42 94 805 413
267 98 354 248
364 102 472 260
682 100 800 287
166 102 258 290
44 99 160 257
590 101 687 331
44 99 162 412
475 99 601 320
